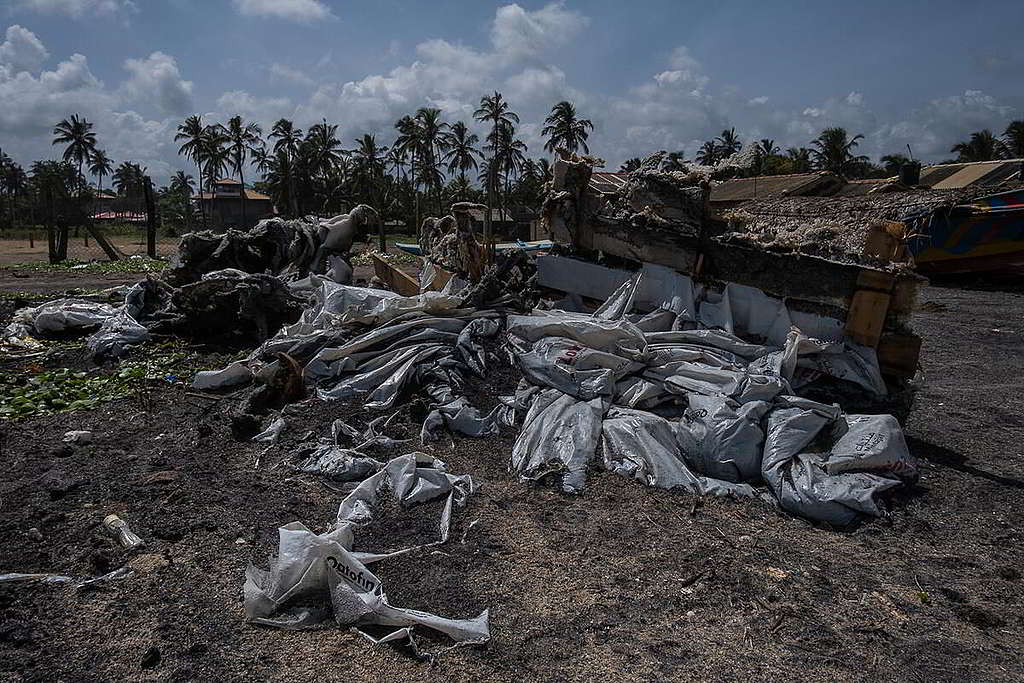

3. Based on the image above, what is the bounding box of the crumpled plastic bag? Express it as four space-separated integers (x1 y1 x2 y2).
761 398 916 526
601 407 757 497
244 454 489 647
510 389 608 493
676 395 771 483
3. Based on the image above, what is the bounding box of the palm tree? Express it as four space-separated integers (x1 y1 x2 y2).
263 150 296 219
169 170 195 230
443 121 482 200
415 107 449 215
394 114 423 232
786 147 813 173
1003 120 1024 159
880 153 912 177
810 127 868 176
88 149 113 195
52 114 97 194
252 145 272 177
2 160 27 230
756 139 779 159
112 161 146 214
542 100 594 154
715 128 741 158
489 120 528 229
269 118 303 216
305 118 346 194
695 141 719 166
950 130 1005 162
200 125 231 194
169 170 194 197
661 151 686 172
619 157 642 173
175 115 209 226
221 115 263 227
474 91 519 249
351 134 389 250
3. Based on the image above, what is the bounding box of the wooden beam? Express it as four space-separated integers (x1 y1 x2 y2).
877 333 922 380
370 252 419 297
86 224 124 261
845 289 890 347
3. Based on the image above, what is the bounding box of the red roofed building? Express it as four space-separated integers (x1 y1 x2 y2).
197 178 274 230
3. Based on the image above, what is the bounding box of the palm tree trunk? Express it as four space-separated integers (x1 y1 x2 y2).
288 155 298 217
195 161 206 228
239 166 246 228
485 123 496 259
412 150 419 238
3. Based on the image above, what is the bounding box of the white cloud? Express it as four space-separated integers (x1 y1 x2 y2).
269 63 315 88
16 0 135 18
0 25 48 74
491 2 588 59
121 51 193 116
232 0 335 23
874 90 1015 159
215 90 294 127
0 53 112 140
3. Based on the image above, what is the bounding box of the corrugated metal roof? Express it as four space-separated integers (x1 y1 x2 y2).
921 159 1023 189
198 190 271 201
710 172 839 202
589 171 630 194
831 178 900 197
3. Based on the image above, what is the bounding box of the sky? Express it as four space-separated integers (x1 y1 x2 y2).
1 0 1023 184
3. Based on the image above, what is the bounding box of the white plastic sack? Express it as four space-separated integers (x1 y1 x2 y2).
601 407 757 497
510 389 607 494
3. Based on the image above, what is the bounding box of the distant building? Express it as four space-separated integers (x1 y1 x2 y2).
197 178 274 230
466 206 543 239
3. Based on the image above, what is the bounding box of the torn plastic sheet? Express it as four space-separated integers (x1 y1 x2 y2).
516 336 643 400
421 398 504 442
86 309 150 358
193 361 254 390
296 446 382 481
19 298 118 334
2 298 119 352
245 454 489 647
0 566 134 588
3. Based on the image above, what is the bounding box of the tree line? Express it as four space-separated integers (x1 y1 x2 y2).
3 102 1024 244
619 118 1024 179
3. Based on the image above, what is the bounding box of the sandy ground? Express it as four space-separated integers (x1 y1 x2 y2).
0 274 1021 682
0 237 180 266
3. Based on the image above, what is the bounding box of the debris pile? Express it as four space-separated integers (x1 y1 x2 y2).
4 192 926 655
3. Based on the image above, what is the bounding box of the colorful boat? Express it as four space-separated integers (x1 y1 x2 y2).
911 188 1024 275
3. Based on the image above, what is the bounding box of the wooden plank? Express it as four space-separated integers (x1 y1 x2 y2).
86 224 124 261
370 252 419 296
877 333 922 380
855 268 895 293
427 265 454 292
863 222 905 262
844 290 891 347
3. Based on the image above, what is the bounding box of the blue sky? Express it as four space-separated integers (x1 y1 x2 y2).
2 0 1022 183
